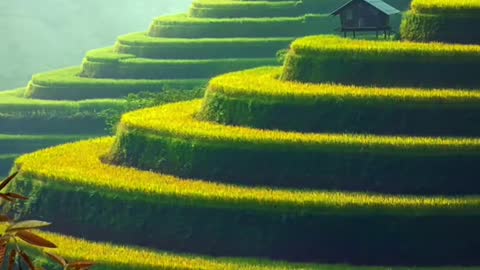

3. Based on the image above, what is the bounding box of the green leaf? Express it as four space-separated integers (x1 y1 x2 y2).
6 220 51 233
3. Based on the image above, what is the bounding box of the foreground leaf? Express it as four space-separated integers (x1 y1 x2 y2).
44 252 67 267
6 220 51 233
0 242 7 268
0 194 14 202
16 231 57 248
0 172 18 191
4 193 28 201
19 251 35 270
7 250 16 270
67 261 95 270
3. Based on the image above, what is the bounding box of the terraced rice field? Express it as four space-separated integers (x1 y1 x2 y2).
8 0 480 269
4 0 411 176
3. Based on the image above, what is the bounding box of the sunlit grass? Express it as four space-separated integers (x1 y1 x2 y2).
120 100 480 154
15 138 480 216
206 67 480 103
23 230 478 270
412 0 480 13
290 35 480 57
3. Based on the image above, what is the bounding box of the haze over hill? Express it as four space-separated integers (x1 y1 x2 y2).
0 0 192 90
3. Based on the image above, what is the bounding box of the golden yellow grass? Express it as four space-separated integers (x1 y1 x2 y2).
15 138 480 215
412 0 480 12
14 230 478 269
290 36 480 56
206 67 480 104
119 100 480 154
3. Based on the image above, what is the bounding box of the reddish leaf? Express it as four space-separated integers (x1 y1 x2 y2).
4 193 28 201
0 215 10 222
16 230 57 248
6 220 51 233
7 250 16 270
0 172 18 191
0 194 14 202
67 261 95 270
44 252 67 267
19 251 35 270
0 242 7 268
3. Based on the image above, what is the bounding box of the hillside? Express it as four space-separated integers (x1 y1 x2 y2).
7 0 480 268
0 0 416 177
0 0 192 90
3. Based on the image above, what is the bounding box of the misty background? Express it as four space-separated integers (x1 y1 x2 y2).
0 0 192 91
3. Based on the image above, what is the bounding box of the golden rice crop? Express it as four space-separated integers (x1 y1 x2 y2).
22 230 474 270
15 138 480 215
119 100 480 154
39 231 300 270
291 35 480 57
206 67 480 104
412 0 480 12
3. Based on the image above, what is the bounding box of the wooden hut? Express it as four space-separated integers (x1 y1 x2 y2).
330 0 400 38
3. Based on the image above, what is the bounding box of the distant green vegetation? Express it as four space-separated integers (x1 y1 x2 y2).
2 0 355 188
115 32 295 59
189 0 412 18
0 0 192 90
189 0 304 18
26 66 207 100
0 89 123 134
81 47 278 79
148 14 338 38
